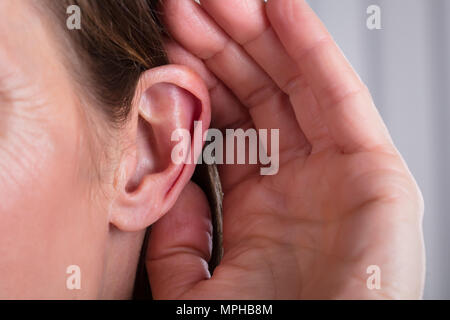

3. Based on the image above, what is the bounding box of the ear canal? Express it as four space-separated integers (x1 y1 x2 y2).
125 117 159 193
126 83 203 194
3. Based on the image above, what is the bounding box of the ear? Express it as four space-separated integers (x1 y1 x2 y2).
109 65 211 232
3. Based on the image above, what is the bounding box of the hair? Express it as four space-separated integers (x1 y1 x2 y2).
43 0 169 125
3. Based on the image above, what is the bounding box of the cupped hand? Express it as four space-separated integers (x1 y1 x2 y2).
146 0 425 299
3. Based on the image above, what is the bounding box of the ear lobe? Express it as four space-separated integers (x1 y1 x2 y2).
110 65 211 232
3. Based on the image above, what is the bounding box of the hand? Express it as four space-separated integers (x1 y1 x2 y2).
146 0 425 299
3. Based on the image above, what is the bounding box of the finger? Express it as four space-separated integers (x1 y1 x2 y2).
163 0 309 153
146 182 212 299
267 0 392 153
199 0 333 152
165 40 260 190
199 0 297 91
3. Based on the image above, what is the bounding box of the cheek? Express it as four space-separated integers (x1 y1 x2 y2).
0 102 108 298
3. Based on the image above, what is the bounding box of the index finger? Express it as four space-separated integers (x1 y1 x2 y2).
266 0 392 153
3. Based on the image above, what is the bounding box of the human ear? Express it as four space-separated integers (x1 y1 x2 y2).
109 65 211 232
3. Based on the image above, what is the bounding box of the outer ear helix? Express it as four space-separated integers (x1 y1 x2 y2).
109 64 211 232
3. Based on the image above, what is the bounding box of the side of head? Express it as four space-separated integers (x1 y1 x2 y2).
0 0 210 298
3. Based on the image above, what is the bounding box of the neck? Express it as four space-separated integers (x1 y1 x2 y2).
100 226 147 299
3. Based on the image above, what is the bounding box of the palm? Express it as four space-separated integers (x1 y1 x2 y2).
147 0 425 300
204 147 420 299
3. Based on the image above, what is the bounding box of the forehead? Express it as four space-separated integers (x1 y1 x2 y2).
0 1 40 57
0 1 69 100
0 1 57 68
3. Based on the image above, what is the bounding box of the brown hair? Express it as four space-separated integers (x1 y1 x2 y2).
43 0 168 125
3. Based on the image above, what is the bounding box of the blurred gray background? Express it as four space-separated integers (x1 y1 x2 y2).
306 0 449 299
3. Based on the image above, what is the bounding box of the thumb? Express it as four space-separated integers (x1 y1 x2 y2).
146 182 212 299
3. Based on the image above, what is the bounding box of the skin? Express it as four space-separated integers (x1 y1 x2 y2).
147 0 425 299
0 0 424 299
0 1 210 299
0 1 108 298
